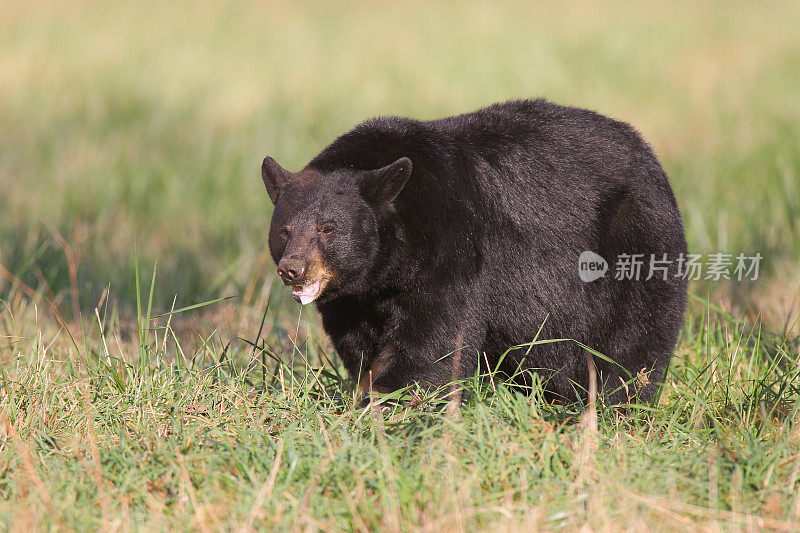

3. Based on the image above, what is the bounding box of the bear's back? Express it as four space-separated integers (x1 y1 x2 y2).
310 99 669 201
308 99 682 257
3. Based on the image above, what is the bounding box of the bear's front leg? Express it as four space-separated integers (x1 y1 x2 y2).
363 320 484 398
319 295 485 400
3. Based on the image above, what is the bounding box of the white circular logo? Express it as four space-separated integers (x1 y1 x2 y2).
578 251 608 282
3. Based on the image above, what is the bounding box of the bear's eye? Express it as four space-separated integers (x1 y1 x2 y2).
318 223 336 236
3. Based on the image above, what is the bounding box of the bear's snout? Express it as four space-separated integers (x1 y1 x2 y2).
276 256 306 285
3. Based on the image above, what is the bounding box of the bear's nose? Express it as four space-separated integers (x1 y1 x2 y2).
277 257 305 285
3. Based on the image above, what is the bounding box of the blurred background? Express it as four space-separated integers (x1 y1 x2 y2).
1 1 799 335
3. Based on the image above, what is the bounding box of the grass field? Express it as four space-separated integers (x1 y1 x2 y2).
1 1 800 530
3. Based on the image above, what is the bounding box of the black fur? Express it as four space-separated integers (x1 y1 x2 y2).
262 99 688 404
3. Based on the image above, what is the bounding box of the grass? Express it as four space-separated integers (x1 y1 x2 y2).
1 1 800 530
1 275 799 530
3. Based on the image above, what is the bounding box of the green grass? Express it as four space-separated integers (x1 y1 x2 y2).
1 1 800 530
1 279 799 530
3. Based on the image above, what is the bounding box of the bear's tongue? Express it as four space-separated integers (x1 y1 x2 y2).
291 279 322 305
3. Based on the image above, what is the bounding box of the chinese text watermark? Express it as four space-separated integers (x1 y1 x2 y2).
578 251 762 282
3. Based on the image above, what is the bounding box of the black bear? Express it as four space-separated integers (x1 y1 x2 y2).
261 99 687 404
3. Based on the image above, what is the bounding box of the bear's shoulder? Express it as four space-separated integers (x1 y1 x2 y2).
307 115 434 173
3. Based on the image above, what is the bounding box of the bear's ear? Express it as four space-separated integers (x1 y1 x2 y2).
359 157 412 207
261 156 291 204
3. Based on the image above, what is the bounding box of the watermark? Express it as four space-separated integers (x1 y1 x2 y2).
578 251 608 282
578 251 762 282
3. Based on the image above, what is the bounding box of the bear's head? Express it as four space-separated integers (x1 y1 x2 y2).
261 155 412 305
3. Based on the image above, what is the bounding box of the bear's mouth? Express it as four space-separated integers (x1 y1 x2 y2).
291 278 324 305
